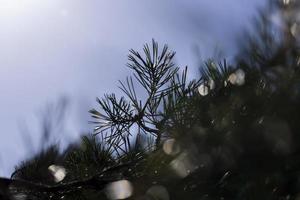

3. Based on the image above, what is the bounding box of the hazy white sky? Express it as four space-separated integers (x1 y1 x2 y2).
0 0 266 176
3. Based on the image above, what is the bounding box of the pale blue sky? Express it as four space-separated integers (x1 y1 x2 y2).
0 0 266 177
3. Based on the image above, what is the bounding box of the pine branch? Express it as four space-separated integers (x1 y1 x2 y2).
2 160 139 199
90 40 184 149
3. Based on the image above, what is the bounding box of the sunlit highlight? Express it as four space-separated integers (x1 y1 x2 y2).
105 180 133 200
283 0 291 5
198 84 209 96
170 152 198 178
163 139 180 156
291 23 298 37
48 165 66 183
227 69 245 86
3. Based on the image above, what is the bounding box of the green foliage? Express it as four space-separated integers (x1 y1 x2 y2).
65 135 116 180
11 145 62 185
90 39 200 150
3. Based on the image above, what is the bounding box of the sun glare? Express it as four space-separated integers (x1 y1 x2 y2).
0 0 38 18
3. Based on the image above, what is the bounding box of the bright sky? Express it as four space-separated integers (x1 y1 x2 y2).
0 0 266 177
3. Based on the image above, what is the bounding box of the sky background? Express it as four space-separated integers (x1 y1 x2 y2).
0 0 266 177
